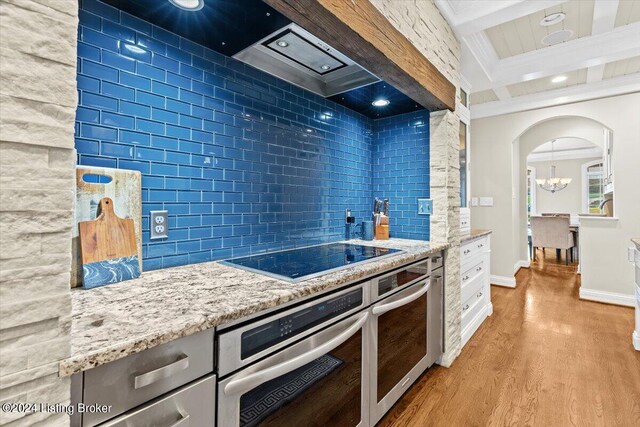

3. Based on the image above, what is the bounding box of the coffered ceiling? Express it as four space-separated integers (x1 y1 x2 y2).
486 0 595 59
436 0 640 118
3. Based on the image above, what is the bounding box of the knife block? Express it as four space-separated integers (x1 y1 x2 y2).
375 225 389 240
374 214 389 240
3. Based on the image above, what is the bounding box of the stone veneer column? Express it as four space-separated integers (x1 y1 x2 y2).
370 0 463 366
429 110 462 366
0 1 77 425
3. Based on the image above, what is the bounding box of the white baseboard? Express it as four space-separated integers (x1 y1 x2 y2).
578 288 635 307
437 349 460 368
490 275 516 288
514 260 530 274
633 331 640 351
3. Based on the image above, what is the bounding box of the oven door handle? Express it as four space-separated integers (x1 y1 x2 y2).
224 311 368 396
372 280 431 316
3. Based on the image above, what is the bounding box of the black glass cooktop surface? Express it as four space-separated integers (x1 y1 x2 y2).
222 243 402 282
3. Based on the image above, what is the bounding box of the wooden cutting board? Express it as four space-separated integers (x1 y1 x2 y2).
72 166 141 287
79 197 141 289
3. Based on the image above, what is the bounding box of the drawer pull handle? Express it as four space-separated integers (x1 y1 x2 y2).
134 354 189 389
462 304 469 312
477 244 483 248
463 275 470 281
476 267 482 272
477 292 483 298
169 413 190 427
464 249 471 255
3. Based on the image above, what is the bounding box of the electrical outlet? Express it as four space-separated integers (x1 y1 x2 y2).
417 198 432 215
150 210 168 239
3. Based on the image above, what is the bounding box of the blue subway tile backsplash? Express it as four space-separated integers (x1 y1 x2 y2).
76 0 431 271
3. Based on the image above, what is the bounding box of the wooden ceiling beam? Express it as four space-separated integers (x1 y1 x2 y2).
262 0 456 111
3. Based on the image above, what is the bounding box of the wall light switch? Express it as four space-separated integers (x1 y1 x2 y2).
479 197 494 207
417 198 433 215
471 197 478 206
150 210 168 239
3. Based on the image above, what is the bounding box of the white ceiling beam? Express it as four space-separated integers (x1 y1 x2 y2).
493 86 512 101
462 31 500 84
476 23 640 91
586 0 620 83
471 73 640 119
592 0 620 35
586 64 606 84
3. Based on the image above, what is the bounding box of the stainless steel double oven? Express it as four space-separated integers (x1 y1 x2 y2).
217 254 443 427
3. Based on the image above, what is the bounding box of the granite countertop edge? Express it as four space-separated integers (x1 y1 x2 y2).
59 239 449 377
632 238 640 249
460 229 492 243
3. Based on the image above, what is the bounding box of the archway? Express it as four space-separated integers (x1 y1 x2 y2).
511 116 611 268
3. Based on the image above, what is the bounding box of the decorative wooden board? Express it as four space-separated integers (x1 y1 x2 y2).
72 166 142 287
79 198 140 289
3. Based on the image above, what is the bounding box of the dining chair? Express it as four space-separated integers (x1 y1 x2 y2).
530 216 575 265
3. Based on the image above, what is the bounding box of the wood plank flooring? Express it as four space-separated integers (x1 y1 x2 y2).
379 251 640 427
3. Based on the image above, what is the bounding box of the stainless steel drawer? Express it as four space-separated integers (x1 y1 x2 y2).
372 257 431 300
83 330 214 426
100 375 216 427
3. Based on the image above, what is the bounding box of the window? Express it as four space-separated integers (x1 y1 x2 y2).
459 122 467 207
582 160 604 214
460 89 468 107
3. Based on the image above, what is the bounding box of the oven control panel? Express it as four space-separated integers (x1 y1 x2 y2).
241 288 363 359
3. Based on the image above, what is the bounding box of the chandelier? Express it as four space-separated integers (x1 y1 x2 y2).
536 140 572 193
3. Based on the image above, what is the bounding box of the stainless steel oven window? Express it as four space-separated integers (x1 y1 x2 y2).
218 312 369 427
376 285 428 401
369 279 441 424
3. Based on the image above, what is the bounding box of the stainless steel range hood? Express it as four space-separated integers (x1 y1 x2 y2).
233 24 379 97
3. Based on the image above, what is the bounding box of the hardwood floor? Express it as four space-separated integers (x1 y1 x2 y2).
379 251 640 427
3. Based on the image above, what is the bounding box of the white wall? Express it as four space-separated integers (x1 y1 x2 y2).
471 93 640 299
529 157 601 215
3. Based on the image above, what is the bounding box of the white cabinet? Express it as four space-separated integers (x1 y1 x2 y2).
460 234 492 347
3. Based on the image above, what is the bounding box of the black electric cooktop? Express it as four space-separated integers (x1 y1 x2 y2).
222 243 402 282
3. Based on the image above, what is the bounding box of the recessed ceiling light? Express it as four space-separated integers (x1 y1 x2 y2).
321 65 331 71
551 75 568 83
372 99 390 107
276 40 289 48
169 0 204 11
540 12 566 27
541 29 574 46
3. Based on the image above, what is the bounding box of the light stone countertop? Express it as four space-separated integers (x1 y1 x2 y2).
59 238 448 376
632 238 640 249
460 229 492 243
